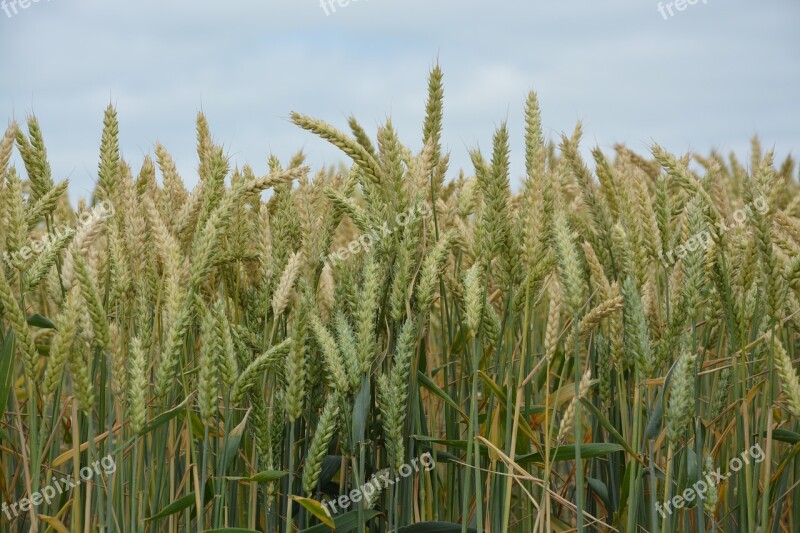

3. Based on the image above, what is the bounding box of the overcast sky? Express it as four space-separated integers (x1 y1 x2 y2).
1 0 798 201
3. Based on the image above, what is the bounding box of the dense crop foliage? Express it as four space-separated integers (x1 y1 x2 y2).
1 67 799 532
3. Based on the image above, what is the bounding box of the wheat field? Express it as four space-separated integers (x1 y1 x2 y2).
1 67 799 532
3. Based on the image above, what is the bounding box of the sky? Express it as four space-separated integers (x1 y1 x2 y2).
1 0 798 201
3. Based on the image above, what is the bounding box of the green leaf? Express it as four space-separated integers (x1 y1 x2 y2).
771 442 800 484
412 436 489 457
643 358 677 442
769 429 800 444
587 477 613 513
139 397 189 435
352 375 370 445
643 390 664 442
448 326 467 355
580 398 640 460
188 411 207 440
27 313 56 330
617 460 635 519
249 470 288 482
38 515 70 533
417 371 468 421
207 529 262 533
298 509 381 532
0 331 15 428
398 522 477 532
228 470 288 483
686 447 698 481
148 492 195 520
521 405 545 416
147 480 213 521
416 446 461 465
319 455 344 490
477 371 538 446
222 410 250 472
515 443 624 465
292 496 334 528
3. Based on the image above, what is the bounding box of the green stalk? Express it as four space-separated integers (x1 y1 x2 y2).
201 425 210 531
501 283 531 533
461 334 482 533
462 274 489 533
214 393 232 526
85 401 96 532
662 444 673 533
692 321 705 533
648 439 658 533
572 316 584 532
131 436 140 533
285 420 295 533
626 384 642 533
473 379 483 533
761 330 776 530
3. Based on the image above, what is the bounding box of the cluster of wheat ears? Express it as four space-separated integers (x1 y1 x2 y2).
1 67 799 533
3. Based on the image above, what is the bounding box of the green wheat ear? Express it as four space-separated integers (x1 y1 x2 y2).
285 289 311 422
303 395 339 496
290 111 383 186
554 210 586 315
557 369 593 442
666 346 696 443
621 276 653 378
356 253 381 375
0 257 38 381
96 104 120 204
775 341 800 417
43 288 80 400
416 231 455 318
128 336 148 435
378 319 417 471
68 337 95 413
310 312 349 396
0 121 18 174
463 263 485 335
198 298 222 427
